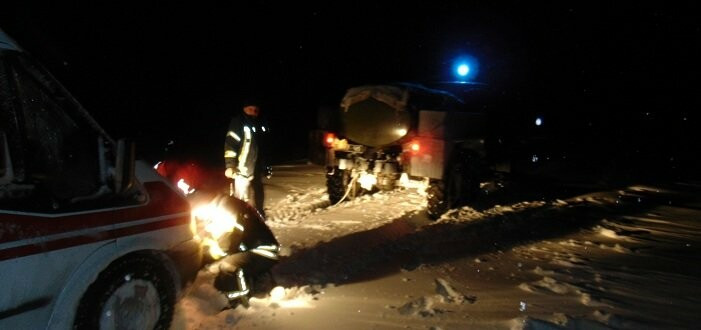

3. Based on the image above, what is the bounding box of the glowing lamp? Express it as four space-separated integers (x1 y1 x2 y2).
457 64 470 77
453 56 478 81
324 132 336 147
410 141 420 153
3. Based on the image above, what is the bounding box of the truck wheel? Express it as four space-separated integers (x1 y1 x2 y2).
455 153 481 204
426 154 481 219
326 168 351 204
74 253 176 330
426 180 449 219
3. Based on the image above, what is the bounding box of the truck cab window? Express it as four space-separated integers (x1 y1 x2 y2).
5 54 103 210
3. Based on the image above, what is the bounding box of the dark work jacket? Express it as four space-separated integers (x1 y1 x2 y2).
224 114 269 177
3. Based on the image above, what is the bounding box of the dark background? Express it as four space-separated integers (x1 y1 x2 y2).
2 2 700 182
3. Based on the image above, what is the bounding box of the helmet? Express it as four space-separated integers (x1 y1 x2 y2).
241 96 262 108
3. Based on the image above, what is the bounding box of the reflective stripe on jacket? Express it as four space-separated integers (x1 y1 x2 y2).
224 114 268 177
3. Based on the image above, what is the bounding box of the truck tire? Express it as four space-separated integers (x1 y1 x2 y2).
74 253 176 330
456 152 481 204
426 179 450 219
426 153 481 219
326 168 351 204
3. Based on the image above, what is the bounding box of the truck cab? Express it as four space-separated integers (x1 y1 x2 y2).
0 29 201 329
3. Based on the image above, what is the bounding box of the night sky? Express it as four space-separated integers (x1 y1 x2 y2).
2 2 700 179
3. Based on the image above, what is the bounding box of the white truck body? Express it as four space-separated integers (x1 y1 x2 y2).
0 28 202 329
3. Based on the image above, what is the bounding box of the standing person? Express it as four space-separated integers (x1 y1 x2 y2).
224 98 271 217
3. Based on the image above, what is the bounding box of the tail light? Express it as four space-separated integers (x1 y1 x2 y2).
409 140 420 154
324 132 336 148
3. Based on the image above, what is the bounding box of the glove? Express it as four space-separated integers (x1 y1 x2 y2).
225 168 236 179
233 173 252 201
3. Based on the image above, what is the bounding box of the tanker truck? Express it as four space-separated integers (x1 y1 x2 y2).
324 82 489 218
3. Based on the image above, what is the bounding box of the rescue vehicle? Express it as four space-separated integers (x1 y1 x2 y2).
0 28 202 329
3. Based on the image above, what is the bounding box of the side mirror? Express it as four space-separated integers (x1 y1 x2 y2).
0 131 14 185
114 138 135 193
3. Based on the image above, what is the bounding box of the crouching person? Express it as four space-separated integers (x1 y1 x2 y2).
210 197 279 307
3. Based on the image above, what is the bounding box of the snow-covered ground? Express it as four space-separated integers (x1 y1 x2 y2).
171 163 701 329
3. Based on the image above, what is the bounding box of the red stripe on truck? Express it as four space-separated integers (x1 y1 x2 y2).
0 214 189 261
0 182 191 260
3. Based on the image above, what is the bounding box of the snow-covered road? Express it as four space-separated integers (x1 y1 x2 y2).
172 163 701 329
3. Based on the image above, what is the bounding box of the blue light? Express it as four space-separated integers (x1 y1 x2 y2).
457 64 470 77
452 55 478 81
535 117 543 126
